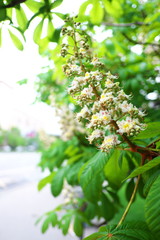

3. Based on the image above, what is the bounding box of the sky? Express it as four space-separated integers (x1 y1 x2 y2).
0 0 84 135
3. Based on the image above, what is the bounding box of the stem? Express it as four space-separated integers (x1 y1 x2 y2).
117 174 141 228
117 155 146 227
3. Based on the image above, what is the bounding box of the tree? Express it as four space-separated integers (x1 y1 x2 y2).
0 0 160 239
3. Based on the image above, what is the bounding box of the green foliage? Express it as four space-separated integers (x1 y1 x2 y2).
126 156 160 180
8 29 24 50
1 0 160 239
145 175 160 239
38 172 55 191
83 222 152 240
134 122 160 140
51 167 67 196
104 150 129 188
79 151 109 202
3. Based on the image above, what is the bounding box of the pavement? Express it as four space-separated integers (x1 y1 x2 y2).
0 152 79 240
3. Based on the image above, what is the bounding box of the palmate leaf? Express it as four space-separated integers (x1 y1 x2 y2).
79 151 111 202
83 222 152 240
125 156 160 180
145 175 160 238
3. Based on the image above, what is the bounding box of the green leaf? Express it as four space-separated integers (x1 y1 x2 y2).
147 29 160 43
143 170 160 196
17 79 28 85
38 172 55 191
102 0 123 18
51 28 61 42
41 212 58 233
8 29 24 50
47 20 54 39
51 0 63 9
79 151 109 202
118 150 126 168
135 122 160 139
53 12 67 20
100 193 115 221
51 167 67 196
83 232 106 240
33 20 44 44
41 218 49 233
74 215 83 237
125 179 136 202
104 150 129 188
25 0 43 13
66 161 83 185
101 222 151 240
0 8 6 21
49 212 58 227
145 175 160 238
59 212 72 235
16 7 28 31
77 0 91 22
125 156 160 180
90 1 104 24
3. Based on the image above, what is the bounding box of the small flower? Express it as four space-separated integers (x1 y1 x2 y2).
118 101 134 113
90 71 103 81
117 117 141 135
88 129 104 143
100 92 114 103
76 106 90 120
105 79 115 88
79 48 87 55
78 87 94 101
85 72 91 80
91 57 99 66
100 135 120 151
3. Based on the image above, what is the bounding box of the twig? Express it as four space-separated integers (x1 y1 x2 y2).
116 174 141 227
116 154 146 227
122 32 160 47
103 22 149 27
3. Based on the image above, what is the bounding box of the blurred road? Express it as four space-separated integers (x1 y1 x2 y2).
0 152 77 240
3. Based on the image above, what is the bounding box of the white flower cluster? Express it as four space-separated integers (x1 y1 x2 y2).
55 105 85 141
62 181 82 205
61 19 146 151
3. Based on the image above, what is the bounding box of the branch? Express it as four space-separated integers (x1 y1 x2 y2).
103 22 149 27
1 0 26 8
122 32 160 47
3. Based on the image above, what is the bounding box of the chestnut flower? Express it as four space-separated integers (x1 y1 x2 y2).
61 18 146 151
